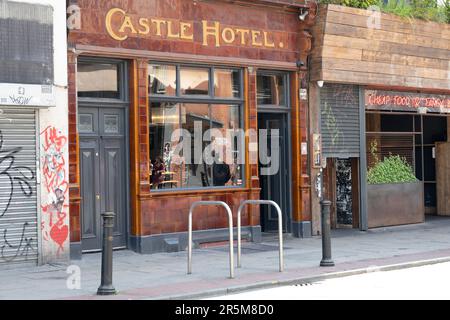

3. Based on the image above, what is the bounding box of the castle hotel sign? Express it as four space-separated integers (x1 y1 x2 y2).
105 8 288 49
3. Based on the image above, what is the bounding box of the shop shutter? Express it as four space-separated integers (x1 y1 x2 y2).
320 84 360 158
0 108 38 266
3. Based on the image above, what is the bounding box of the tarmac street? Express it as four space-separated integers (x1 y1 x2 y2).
208 261 450 300
0 216 450 300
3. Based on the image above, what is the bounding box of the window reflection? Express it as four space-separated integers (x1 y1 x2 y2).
148 64 176 96
210 105 243 187
214 69 241 98
149 102 244 190
257 74 286 106
77 63 119 99
150 103 181 189
149 64 244 191
180 67 209 96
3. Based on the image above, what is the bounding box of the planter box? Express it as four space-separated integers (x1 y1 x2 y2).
367 182 424 229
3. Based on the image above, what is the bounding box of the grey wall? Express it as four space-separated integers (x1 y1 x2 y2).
0 0 53 84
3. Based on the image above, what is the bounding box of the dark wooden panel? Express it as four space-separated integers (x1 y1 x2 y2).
436 142 450 216
80 141 99 242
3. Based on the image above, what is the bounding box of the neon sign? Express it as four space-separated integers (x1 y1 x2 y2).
365 90 450 113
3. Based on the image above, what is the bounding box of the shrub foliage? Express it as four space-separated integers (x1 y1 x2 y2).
318 0 449 23
367 155 418 184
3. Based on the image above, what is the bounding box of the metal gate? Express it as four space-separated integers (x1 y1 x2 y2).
0 108 38 266
320 84 360 158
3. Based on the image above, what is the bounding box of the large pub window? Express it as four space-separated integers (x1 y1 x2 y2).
148 63 244 191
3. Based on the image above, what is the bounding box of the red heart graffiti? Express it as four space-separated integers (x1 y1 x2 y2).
50 224 69 249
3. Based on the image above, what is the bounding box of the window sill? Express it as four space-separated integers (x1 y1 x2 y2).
138 186 257 199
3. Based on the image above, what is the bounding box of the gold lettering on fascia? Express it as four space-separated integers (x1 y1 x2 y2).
105 8 284 49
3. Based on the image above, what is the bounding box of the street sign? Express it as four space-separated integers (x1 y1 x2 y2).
0 83 56 108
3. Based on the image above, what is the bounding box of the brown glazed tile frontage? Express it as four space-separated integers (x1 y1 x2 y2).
67 0 314 244
139 190 260 235
68 0 302 63
67 51 81 243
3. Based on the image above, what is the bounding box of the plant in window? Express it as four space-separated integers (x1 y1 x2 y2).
367 147 418 184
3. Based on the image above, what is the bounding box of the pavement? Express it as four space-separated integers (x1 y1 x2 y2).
1 216 450 300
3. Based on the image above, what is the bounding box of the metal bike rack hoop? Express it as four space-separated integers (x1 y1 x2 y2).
237 200 284 272
188 201 235 279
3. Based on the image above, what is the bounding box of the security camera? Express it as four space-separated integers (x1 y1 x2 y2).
299 10 309 21
296 60 305 68
317 80 324 88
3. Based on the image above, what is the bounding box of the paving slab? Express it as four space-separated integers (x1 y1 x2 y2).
1 216 450 300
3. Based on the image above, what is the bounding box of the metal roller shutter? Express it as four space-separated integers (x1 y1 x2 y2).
320 84 361 158
0 108 38 266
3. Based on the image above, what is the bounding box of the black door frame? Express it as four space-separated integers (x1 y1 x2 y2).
257 70 293 233
77 57 131 252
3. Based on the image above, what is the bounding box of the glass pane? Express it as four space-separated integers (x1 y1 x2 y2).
415 145 423 181
79 114 93 133
425 183 437 207
423 116 447 144
149 102 244 191
148 64 176 96
209 105 243 187
380 114 413 132
77 63 119 99
180 67 209 96
257 74 286 106
214 69 241 98
414 115 422 133
149 102 182 190
181 103 211 188
104 115 119 134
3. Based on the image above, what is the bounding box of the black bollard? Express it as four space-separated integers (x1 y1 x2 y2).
320 200 335 267
97 212 117 295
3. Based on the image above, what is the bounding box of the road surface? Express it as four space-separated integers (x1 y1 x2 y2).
208 261 450 300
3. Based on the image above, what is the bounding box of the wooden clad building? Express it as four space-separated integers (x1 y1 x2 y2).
66 0 316 257
310 4 450 89
309 4 450 233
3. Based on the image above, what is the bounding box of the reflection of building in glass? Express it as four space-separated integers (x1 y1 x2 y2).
149 65 243 190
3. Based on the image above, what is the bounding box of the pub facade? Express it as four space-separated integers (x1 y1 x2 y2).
67 0 316 257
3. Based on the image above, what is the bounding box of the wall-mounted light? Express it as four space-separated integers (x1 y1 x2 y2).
296 60 305 68
299 9 309 21
317 80 324 88
418 107 427 114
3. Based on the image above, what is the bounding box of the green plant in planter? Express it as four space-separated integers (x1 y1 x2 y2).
318 0 379 9
368 154 418 184
318 0 449 23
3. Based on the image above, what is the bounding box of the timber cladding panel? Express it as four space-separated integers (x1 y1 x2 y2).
310 4 450 91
